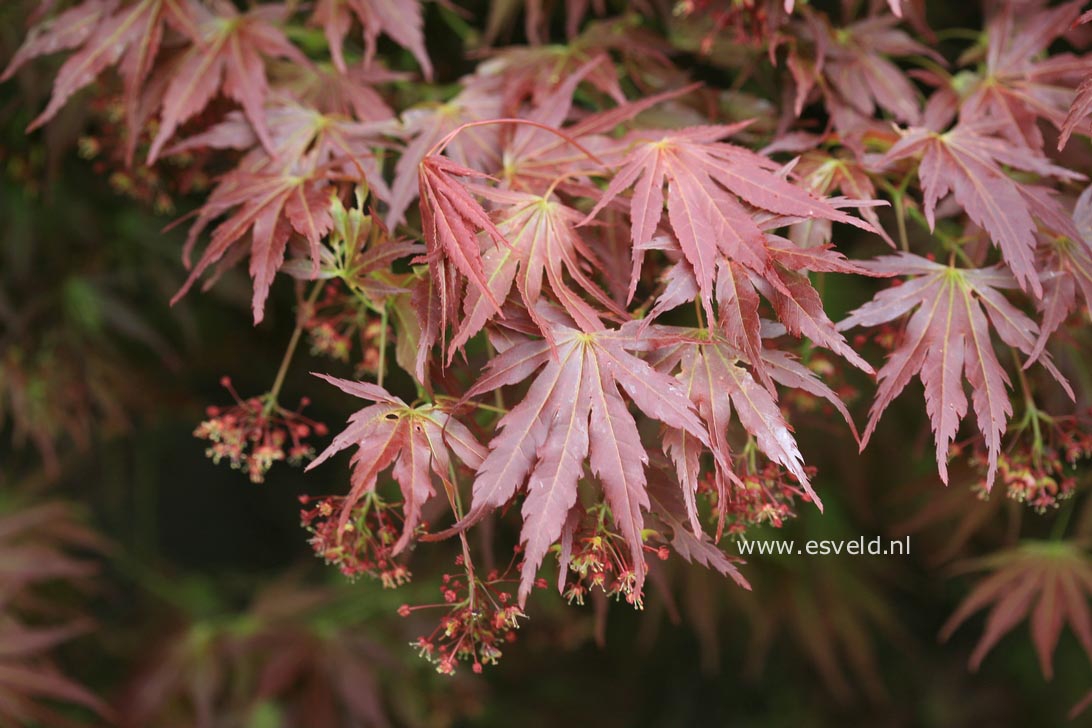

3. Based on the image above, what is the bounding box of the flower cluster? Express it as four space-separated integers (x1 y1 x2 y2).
303 282 387 376
706 460 815 535
560 504 660 609
194 377 326 483
400 561 526 675
968 415 1092 513
300 492 411 587
76 93 211 213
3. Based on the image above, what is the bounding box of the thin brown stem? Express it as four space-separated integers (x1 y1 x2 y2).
266 281 324 413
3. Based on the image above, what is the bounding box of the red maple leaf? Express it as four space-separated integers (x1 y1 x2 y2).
453 317 713 603
881 108 1083 297
644 324 858 527
839 253 1072 488
581 124 872 320
941 541 1092 679
310 0 432 78
450 187 622 353
169 101 390 322
308 375 486 553
958 1 1086 151
641 232 876 390
3 0 199 139
146 1 309 162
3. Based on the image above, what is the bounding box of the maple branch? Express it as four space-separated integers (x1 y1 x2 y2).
266 281 324 413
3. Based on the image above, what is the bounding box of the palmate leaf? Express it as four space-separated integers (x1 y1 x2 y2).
645 325 858 528
453 318 712 604
307 375 486 553
169 102 393 322
644 234 875 391
1060 75 1092 151
787 150 896 248
146 1 308 162
450 187 620 353
1060 7 1092 150
386 76 503 229
959 0 1085 151
3 0 198 137
172 162 337 324
646 465 749 588
941 541 1092 679
417 155 510 320
581 124 872 320
881 111 1083 297
801 13 939 126
838 253 1072 488
310 0 432 78
1028 183 1092 363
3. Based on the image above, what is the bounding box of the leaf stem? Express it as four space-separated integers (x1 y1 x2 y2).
377 303 389 389
1011 349 1044 467
1051 498 1075 541
443 463 476 608
266 281 324 414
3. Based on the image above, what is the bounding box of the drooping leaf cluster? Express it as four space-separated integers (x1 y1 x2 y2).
6 0 1092 691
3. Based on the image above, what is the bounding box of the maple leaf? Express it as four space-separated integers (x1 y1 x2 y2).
838 253 1072 488
1059 75 1092 151
454 318 712 604
1027 182 1092 363
146 1 309 163
798 13 939 127
477 16 675 111
787 150 896 247
172 163 335 325
450 187 620 353
941 541 1092 679
307 375 486 553
0 620 110 725
957 0 1085 151
3 0 198 137
642 234 876 389
0 503 109 725
644 324 859 529
310 0 432 79
167 97 395 173
1059 7 1092 150
271 60 401 123
581 124 871 320
646 465 750 588
385 77 504 228
417 155 510 320
169 101 392 322
881 115 1083 296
